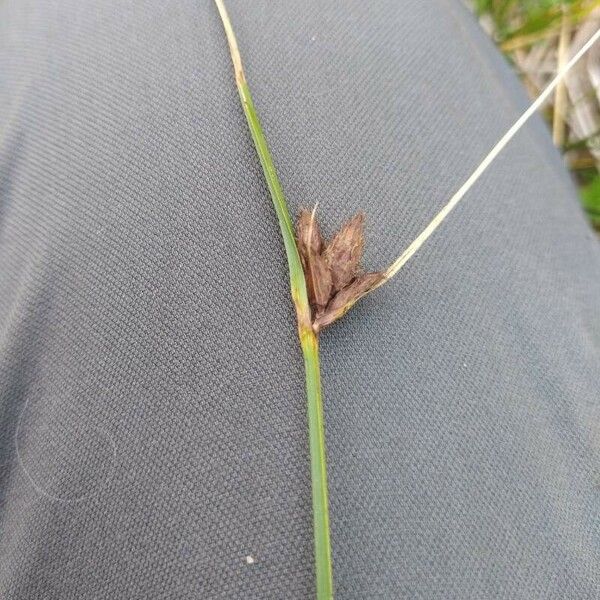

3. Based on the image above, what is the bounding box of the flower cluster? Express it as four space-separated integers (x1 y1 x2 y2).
295 209 384 332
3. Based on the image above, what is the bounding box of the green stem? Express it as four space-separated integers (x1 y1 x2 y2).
301 328 334 600
214 1 333 598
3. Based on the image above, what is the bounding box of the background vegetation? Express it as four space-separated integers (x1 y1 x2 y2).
472 0 600 230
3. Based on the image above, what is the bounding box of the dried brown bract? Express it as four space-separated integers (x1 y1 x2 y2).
296 209 333 314
295 209 384 332
323 213 365 291
313 271 384 331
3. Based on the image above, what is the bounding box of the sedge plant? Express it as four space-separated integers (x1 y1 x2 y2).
214 2 600 597
214 3 334 597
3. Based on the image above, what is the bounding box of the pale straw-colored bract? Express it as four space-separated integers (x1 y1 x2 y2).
382 26 600 282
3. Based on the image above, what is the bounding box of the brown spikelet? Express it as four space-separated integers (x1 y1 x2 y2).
296 209 332 313
296 209 324 257
313 271 384 331
323 213 365 291
296 209 384 330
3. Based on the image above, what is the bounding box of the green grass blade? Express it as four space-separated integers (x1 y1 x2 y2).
236 81 309 316
214 2 334 598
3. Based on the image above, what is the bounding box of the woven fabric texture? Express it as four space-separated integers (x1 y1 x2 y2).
1 0 600 598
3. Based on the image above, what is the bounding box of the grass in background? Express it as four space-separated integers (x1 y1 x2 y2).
473 0 600 230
